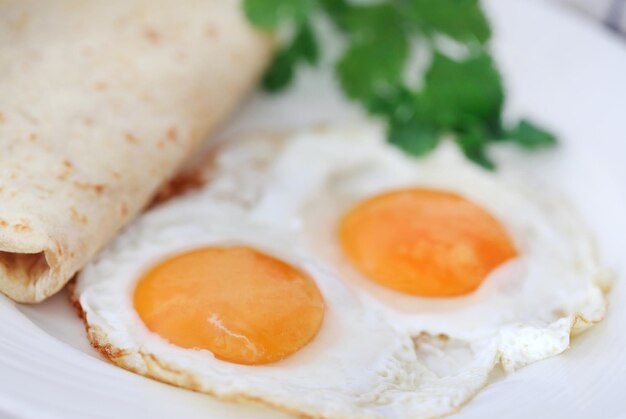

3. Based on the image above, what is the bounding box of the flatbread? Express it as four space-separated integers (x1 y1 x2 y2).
0 0 272 303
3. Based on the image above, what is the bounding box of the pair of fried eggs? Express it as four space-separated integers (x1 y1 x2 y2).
74 125 610 418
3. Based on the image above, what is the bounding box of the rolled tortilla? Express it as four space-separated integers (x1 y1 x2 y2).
0 0 271 303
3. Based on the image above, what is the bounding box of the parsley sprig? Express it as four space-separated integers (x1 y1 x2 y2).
244 0 556 169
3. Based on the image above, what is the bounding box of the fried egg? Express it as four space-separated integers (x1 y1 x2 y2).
74 125 610 418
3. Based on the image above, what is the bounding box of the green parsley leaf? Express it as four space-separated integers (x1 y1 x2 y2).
243 0 556 169
503 119 558 148
456 122 496 170
262 22 318 91
243 0 314 29
318 0 349 28
408 0 491 44
262 49 295 91
334 4 409 106
333 3 401 38
388 116 440 156
421 51 503 130
336 31 408 104
365 84 416 118
292 21 319 65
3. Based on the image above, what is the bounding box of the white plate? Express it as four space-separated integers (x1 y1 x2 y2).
2 0 626 418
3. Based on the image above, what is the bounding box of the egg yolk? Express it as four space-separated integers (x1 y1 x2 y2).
339 188 517 297
133 246 325 365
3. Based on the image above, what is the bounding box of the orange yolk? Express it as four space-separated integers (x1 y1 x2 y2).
133 246 325 365
339 188 517 297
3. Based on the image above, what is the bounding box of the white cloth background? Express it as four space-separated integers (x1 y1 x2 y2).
550 0 626 33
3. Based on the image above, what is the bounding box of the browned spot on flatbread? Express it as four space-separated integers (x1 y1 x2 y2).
120 202 128 216
73 180 106 194
206 24 219 38
0 219 8 228
10 12 29 32
0 112 5 124
70 207 88 225
12 223 32 233
58 160 74 180
150 169 205 207
94 82 108 91
144 27 161 43
28 132 37 141
83 117 94 126
53 240 64 257
125 132 139 144
229 50 244 64
166 126 178 142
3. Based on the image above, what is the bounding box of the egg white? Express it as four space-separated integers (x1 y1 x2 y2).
250 125 610 371
74 124 610 418
75 184 498 418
